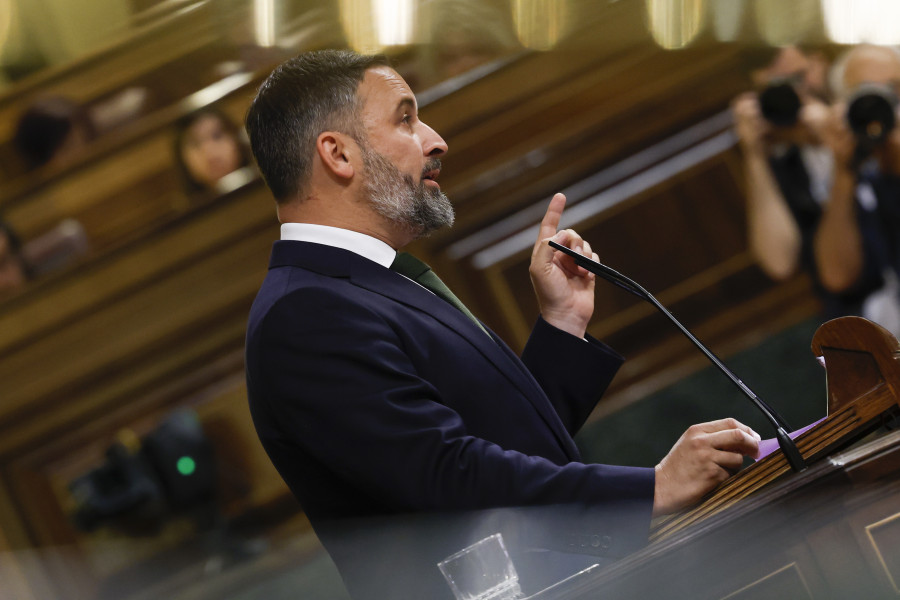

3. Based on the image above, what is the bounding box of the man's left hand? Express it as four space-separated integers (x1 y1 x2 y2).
530 193 597 339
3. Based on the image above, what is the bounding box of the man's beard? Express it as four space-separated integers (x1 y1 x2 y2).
359 143 455 238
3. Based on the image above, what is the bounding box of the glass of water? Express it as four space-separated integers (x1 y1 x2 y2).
437 533 523 600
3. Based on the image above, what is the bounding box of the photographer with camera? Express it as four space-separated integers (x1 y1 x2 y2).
733 45 897 329
814 44 900 335
733 48 840 293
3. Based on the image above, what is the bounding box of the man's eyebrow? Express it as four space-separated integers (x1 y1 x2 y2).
396 97 416 113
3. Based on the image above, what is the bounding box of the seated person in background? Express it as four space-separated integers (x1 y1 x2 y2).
21 219 90 278
0 218 89 299
12 95 95 171
173 108 253 195
733 45 891 327
0 221 29 300
815 44 900 336
9 88 148 180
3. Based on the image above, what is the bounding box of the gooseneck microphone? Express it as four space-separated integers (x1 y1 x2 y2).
548 240 807 473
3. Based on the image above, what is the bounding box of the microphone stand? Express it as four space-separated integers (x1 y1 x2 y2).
549 240 807 473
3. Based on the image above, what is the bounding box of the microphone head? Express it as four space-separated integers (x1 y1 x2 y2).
548 240 648 300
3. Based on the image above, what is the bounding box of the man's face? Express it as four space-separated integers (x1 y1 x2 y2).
359 139 454 237
355 67 452 237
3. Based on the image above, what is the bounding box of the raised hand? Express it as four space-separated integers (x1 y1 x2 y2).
530 193 598 339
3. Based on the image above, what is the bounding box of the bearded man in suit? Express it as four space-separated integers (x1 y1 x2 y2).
244 49 759 600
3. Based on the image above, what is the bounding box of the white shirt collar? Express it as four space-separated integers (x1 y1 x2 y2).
280 223 397 268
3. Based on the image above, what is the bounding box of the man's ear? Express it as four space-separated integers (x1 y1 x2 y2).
316 131 355 180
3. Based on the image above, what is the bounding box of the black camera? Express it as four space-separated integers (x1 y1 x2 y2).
846 83 899 145
759 80 802 127
68 409 216 533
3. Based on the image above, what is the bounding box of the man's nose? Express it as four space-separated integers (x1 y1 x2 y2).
421 122 448 157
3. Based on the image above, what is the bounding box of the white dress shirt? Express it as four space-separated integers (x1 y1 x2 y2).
280 222 397 267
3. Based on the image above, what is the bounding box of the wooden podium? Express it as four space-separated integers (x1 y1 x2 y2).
542 317 900 599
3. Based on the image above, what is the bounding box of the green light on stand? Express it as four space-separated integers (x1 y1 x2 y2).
176 456 196 476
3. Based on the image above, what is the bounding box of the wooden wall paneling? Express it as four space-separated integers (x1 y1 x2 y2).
705 542 827 600
0 1 219 144
0 316 248 455
0 232 270 456
0 183 275 360
720 563 814 600
443 43 734 174
864 507 900 594
73 169 185 249
434 44 658 177
0 323 251 458
836 476 900 597
2 133 177 240
786 477 900 599
418 0 647 141
577 505 832 600
427 45 754 244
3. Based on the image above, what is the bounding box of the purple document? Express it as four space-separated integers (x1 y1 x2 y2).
753 418 827 461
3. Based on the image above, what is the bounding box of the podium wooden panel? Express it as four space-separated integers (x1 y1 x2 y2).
543 317 900 599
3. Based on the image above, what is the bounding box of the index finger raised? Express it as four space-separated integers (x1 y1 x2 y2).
537 193 567 243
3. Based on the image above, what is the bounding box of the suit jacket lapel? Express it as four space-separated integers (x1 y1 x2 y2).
268 241 580 460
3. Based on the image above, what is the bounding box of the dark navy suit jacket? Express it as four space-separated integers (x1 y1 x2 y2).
245 240 655 599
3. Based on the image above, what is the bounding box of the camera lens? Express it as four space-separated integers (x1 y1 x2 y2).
847 83 898 144
759 81 801 127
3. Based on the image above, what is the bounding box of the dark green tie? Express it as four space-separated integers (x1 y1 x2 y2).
390 252 490 337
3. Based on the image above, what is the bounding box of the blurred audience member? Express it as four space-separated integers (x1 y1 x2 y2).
12 95 95 171
733 45 892 328
173 108 252 195
22 219 89 278
9 88 149 180
0 218 90 301
815 44 900 334
0 221 29 300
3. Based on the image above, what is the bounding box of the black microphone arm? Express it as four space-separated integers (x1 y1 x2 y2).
548 240 807 473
